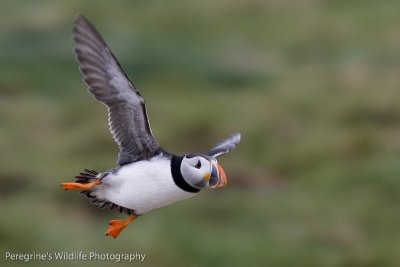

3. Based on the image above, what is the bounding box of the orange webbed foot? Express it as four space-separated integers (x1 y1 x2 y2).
106 214 137 238
61 179 101 190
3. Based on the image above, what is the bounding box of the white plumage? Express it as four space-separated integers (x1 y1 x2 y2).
91 155 195 214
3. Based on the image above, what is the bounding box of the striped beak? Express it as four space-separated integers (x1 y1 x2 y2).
208 160 228 188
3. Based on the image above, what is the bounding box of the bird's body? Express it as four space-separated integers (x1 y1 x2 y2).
91 154 195 215
61 15 241 238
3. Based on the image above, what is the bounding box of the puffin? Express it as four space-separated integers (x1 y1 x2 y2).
61 15 241 239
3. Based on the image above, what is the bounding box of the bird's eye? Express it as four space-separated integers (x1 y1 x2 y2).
195 160 201 169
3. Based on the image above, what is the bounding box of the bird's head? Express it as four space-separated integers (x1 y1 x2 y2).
180 154 227 189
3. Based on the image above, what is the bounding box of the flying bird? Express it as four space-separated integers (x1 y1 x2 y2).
61 15 241 238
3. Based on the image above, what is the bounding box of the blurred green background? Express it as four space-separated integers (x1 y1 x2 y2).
1 0 400 266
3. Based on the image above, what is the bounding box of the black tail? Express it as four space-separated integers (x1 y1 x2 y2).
75 169 99 183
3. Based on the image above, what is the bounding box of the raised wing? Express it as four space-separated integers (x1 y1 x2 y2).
73 15 162 165
206 132 241 158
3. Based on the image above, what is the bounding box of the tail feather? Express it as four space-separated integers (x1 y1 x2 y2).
75 169 99 183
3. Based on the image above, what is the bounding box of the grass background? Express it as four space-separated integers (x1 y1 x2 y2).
1 0 400 266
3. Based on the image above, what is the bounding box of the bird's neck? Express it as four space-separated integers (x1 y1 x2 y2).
170 155 200 193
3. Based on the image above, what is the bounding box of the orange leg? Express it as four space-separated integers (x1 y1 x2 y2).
106 214 137 238
60 178 101 190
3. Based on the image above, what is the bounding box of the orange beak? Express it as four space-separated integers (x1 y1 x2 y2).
209 161 228 188
215 163 227 188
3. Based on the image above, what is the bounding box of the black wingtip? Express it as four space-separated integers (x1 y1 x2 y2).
72 14 108 50
74 13 88 25
73 14 86 31
73 14 90 33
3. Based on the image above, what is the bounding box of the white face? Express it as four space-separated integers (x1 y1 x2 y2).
180 155 212 189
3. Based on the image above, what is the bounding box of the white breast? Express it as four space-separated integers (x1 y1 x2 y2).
91 156 196 214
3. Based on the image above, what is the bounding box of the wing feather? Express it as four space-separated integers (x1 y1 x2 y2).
73 15 162 165
206 132 241 158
